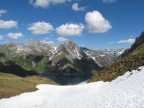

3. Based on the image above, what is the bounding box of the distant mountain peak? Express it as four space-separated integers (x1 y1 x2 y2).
81 47 127 67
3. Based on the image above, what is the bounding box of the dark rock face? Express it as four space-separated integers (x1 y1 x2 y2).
121 32 144 57
130 32 144 52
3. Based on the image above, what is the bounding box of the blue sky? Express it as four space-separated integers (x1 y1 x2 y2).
0 0 144 49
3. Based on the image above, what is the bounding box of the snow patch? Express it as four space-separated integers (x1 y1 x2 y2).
1 67 144 108
74 46 82 59
100 54 105 57
50 47 57 54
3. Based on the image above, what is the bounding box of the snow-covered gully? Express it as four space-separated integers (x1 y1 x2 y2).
1 67 144 108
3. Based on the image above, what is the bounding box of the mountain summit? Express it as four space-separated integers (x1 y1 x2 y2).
44 41 100 76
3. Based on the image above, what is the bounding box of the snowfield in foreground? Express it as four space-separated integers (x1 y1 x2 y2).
1 67 144 108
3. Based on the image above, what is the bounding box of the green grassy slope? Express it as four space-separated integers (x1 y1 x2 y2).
0 73 57 99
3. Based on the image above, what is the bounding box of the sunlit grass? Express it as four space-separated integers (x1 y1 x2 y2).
0 72 57 99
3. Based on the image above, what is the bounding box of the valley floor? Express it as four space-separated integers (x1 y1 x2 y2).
0 67 144 108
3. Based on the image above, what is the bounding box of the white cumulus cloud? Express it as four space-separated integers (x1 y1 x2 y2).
0 20 18 29
0 35 4 40
72 3 86 11
85 11 112 33
0 10 7 17
118 38 135 44
27 22 54 35
7 32 23 39
56 23 84 36
102 0 116 4
29 0 70 8
57 37 68 42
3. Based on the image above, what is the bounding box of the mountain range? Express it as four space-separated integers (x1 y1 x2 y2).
0 40 126 77
82 47 127 67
